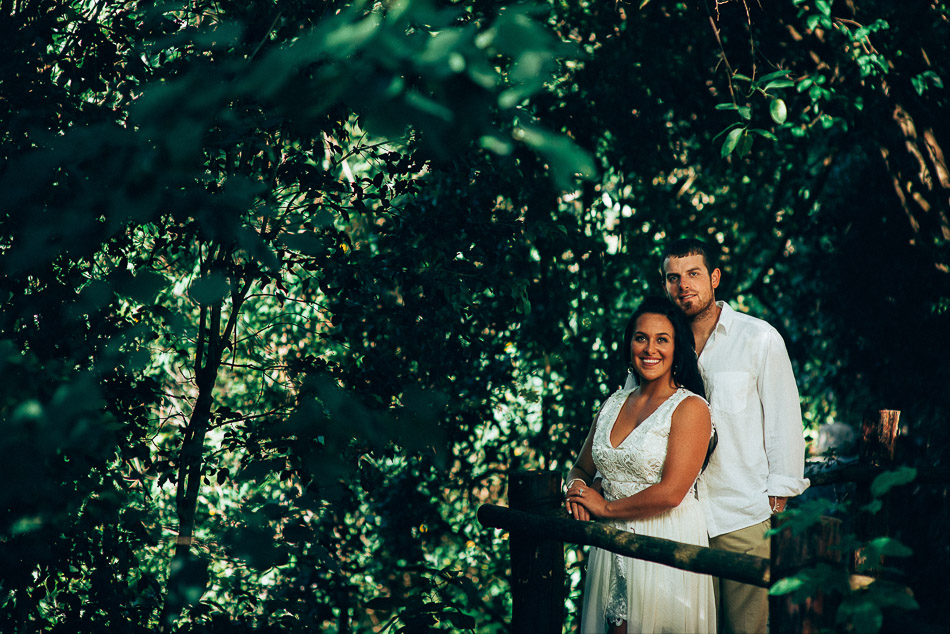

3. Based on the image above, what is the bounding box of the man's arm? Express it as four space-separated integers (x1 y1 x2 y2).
759 328 810 501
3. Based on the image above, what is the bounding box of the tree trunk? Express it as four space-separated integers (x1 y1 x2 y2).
159 287 242 629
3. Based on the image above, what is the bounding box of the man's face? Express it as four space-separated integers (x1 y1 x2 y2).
663 254 720 318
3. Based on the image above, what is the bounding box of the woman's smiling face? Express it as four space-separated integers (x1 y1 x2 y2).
630 313 675 384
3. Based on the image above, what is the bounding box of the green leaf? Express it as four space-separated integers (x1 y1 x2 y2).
190 273 231 305
736 132 753 157
224 524 287 570
882 591 920 611
518 288 532 315
912 70 944 95
514 122 597 188
444 611 476 629
757 70 792 84
764 79 796 91
815 0 832 16
732 73 752 83
110 269 167 303
480 134 512 155
403 90 455 122
866 536 912 558
721 127 743 157
867 581 919 610
749 128 778 141
715 103 740 111
712 122 743 142
836 598 883 634
870 466 916 498
737 106 752 121
281 233 329 256
769 575 805 596
365 596 399 611
491 8 560 57
322 12 383 59
164 553 210 623
770 98 788 124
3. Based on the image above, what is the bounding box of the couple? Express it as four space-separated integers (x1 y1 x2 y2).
566 238 809 634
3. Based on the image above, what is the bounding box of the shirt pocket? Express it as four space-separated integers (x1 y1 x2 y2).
712 371 753 414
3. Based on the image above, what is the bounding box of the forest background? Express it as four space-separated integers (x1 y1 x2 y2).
2 0 949 632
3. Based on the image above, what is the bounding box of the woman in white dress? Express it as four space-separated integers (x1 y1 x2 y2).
566 297 717 634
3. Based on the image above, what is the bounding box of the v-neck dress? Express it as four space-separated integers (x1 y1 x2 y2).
579 387 716 634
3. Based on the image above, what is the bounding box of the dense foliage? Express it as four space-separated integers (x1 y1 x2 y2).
1 0 948 632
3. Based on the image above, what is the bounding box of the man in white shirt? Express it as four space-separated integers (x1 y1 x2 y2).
661 237 809 633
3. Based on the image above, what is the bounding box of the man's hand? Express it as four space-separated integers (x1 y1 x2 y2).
769 496 788 514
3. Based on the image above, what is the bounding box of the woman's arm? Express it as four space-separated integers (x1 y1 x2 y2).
565 412 600 521
567 396 711 521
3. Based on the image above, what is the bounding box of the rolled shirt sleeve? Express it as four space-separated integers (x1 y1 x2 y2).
759 328 810 497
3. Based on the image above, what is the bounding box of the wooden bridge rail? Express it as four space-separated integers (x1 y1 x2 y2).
477 503 771 587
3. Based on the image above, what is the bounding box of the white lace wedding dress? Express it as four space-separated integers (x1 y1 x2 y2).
579 387 716 634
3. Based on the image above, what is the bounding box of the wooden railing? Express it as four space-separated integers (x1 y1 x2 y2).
477 410 911 633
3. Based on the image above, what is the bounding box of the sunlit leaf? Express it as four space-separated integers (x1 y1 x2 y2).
764 79 796 91
769 575 806 596
770 98 788 124
480 134 513 155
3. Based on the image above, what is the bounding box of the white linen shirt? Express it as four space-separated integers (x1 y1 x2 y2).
695 302 809 538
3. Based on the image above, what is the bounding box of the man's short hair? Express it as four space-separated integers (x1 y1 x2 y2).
660 237 719 275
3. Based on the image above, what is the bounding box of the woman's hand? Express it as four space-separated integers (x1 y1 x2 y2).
565 480 591 521
565 406 605 521
566 482 609 520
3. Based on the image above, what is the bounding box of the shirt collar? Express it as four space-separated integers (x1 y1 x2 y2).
714 300 733 334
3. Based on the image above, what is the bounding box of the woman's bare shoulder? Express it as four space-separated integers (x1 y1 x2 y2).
672 393 711 422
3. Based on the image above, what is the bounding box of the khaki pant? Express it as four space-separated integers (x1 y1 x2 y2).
710 518 771 634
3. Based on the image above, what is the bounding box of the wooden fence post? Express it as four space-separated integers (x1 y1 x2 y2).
855 409 900 573
860 409 900 467
507 470 564 634
769 516 844 634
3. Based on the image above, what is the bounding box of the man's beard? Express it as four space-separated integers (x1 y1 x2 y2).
681 296 715 320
